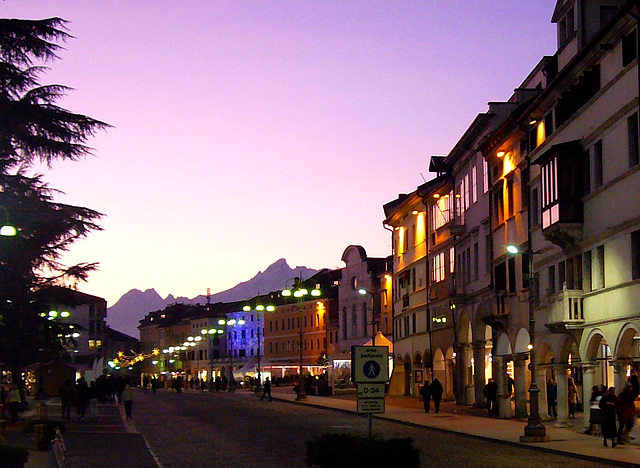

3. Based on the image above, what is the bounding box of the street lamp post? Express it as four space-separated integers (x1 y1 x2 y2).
243 302 275 393
507 242 549 443
283 278 321 402
357 288 381 345
218 317 246 392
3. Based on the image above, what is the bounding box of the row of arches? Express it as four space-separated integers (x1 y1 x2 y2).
391 307 639 426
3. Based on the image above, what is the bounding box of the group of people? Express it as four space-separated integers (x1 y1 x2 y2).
59 376 134 420
585 372 640 447
419 378 444 413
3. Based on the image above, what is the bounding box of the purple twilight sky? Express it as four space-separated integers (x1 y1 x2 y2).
3 1 558 305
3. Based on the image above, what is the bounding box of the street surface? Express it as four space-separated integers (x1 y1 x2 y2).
132 389 608 468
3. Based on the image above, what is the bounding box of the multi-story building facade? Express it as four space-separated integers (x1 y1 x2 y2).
40 286 108 375
333 245 392 389
263 269 339 384
383 2 640 427
383 184 432 396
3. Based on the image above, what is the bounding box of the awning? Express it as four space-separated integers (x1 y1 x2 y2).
363 331 393 353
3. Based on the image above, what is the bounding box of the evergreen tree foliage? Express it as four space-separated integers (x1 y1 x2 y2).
0 18 109 373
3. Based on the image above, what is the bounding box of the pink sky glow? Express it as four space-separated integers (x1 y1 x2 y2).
3 1 558 304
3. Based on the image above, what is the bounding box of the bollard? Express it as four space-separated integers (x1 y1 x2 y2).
36 402 48 420
34 423 48 451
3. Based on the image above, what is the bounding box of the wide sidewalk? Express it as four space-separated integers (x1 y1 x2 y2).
263 386 640 467
4 387 639 467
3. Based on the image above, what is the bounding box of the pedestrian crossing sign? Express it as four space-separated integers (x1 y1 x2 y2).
351 346 389 383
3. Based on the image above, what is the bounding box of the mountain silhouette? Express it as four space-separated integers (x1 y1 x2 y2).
106 258 318 338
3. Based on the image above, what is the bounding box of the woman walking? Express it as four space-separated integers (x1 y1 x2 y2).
599 387 618 447
568 377 579 418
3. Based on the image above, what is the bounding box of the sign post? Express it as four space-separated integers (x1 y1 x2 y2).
351 346 389 437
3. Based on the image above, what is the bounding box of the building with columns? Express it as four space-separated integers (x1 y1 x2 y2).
383 0 640 427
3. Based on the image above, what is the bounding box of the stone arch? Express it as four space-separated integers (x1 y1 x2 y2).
458 311 472 344
583 329 614 389
403 353 412 396
614 323 640 360
433 347 446 387
495 332 513 356
514 328 530 354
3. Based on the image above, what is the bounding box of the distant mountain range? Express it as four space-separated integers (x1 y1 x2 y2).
106 259 318 338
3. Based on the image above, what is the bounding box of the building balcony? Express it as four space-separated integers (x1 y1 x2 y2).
545 285 584 332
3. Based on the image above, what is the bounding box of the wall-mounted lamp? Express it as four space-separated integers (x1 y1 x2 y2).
497 150 506 157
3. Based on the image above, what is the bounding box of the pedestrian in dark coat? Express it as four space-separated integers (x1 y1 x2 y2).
546 379 558 417
483 378 498 418
430 378 444 413
59 379 75 420
76 377 88 419
616 385 636 445
261 377 272 401
599 386 618 447
419 381 431 413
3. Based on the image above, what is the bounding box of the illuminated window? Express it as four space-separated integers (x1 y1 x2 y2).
483 159 489 193
431 191 452 230
431 252 446 283
449 247 455 274
88 340 95 350
541 158 558 228
471 165 477 203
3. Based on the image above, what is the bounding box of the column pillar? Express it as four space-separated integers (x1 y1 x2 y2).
496 355 513 418
581 363 597 432
514 353 529 418
472 340 487 407
554 364 570 427
456 342 473 405
536 366 548 419
613 359 631 392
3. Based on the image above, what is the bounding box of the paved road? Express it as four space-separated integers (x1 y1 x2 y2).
132 389 608 468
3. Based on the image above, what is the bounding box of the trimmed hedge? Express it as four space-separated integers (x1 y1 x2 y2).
0 444 29 467
306 433 420 467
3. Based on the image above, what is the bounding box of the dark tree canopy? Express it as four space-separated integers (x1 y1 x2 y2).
0 18 108 371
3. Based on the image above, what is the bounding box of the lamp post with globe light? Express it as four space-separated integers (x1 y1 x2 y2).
201 327 224 386
242 302 275 392
282 278 321 402
217 317 246 392
507 241 549 443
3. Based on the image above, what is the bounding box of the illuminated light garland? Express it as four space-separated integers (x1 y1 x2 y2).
111 348 160 368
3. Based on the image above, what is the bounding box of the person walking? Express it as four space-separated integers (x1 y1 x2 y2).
88 381 98 420
584 385 604 435
122 384 133 419
546 379 558 417
616 384 636 445
431 378 444 414
59 379 75 420
76 377 88 419
7 385 21 423
261 377 272 401
483 378 498 418
419 380 431 413
599 386 618 447
568 377 579 418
